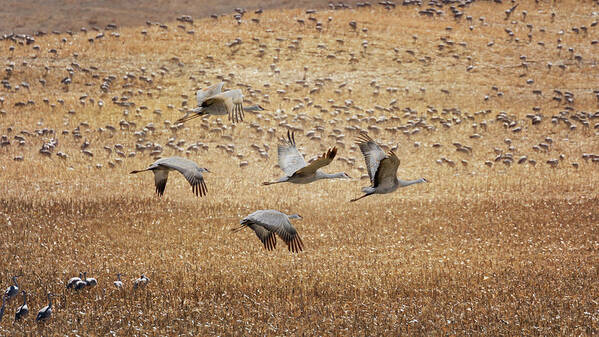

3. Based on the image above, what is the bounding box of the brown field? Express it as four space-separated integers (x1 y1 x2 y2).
1 0 599 335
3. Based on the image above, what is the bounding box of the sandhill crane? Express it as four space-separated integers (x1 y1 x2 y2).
0 295 5 322
35 293 54 322
66 272 83 289
85 273 97 286
133 274 149 289
15 290 28 321
233 210 304 253
4 275 21 302
130 157 209 197
351 132 427 202
176 84 264 124
113 273 123 289
263 130 350 185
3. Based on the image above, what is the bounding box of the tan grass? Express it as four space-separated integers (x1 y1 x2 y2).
0 0 598 335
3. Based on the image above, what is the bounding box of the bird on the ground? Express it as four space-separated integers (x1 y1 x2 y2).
0 295 6 322
263 130 350 185
113 273 123 289
176 84 264 124
35 293 54 322
351 132 427 202
133 274 149 289
130 156 209 197
4 275 21 302
66 272 83 289
85 273 97 286
14 290 28 321
233 210 304 253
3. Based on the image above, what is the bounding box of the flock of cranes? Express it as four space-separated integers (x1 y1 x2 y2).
127 82 428 253
0 81 426 324
1 271 149 324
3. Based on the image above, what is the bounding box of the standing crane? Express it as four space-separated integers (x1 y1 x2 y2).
14 290 28 321
4 275 21 302
176 83 264 124
233 210 304 253
66 272 83 289
130 157 209 197
113 273 123 289
133 275 149 289
263 130 350 185
35 293 54 322
351 132 427 202
0 295 6 322
85 273 97 287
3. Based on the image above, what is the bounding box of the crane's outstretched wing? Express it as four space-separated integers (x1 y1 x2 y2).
157 157 207 197
356 132 387 184
277 130 307 176
240 210 303 253
373 151 400 189
153 170 169 196
201 89 245 123
292 147 337 177
240 221 277 251
197 82 224 106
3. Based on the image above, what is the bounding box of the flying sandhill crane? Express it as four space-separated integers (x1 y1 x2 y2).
35 293 54 322
4 275 21 302
263 130 350 185
130 157 209 197
351 132 427 202
176 83 264 124
66 272 83 289
233 210 304 253
15 291 28 321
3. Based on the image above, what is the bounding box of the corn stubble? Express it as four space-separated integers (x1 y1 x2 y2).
0 0 598 335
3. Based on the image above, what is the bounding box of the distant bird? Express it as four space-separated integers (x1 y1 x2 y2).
176 84 264 124
133 275 149 289
351 132 427 202
113 273 123 289
14 291 28 321
130 157 209 197
66 272 83 289
4 275 21 302
233 210 304 253
263 130 350 185
85 273 97 287
0 295 5 322
35 293 54 322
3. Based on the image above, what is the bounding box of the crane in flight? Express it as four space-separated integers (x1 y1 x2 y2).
263 130 350 185
351 132 427 202
176 82 264 124
130 157 209 197
233 210 304 253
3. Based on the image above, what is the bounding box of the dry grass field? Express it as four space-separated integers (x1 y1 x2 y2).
1 0 599 335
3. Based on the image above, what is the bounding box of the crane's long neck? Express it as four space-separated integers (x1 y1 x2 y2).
315 172 346 180
47 294 52 308
13 276 18 288
398 178 426 187
22 293 27 305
